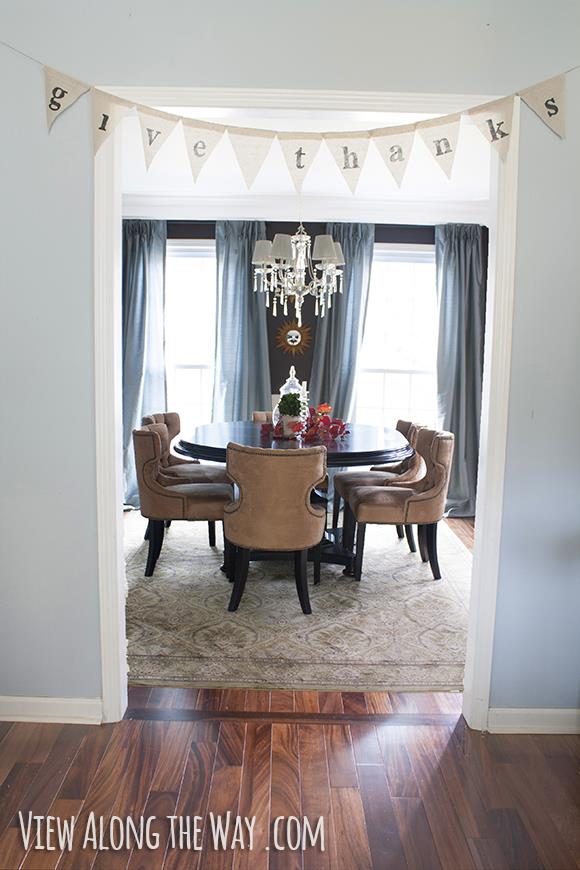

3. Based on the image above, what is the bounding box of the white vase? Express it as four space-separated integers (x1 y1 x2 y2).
281 415 302 439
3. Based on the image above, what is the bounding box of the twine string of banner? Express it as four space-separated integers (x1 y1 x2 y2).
2 36 578 192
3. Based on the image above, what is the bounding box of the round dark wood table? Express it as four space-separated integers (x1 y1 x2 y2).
177 421 413 467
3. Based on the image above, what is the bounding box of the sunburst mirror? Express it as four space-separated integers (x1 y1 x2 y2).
275 319 312 356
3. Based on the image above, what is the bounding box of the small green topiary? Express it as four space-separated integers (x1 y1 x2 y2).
278 393 302 417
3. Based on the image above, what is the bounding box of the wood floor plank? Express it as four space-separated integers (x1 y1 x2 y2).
341 692 368 715
270 690 295 713
57 720 144 870
58 724 115 800
325 725 358 788
233 723 271 870
392 797 443 870
244 690 270 712
163 720 220 870
170 688 199 709
20 798 82 870
294 691 319 714
0 762 42 839
467 836 511 870
486 808 543 870
92 720 166 869
126 789 179 870
357 764 407 870
365 692 392 715
299 725 332 870
270 723 301 870
0 723 61 787
329 788 372 870
318 692 343 715
376 726 419 798
196 689 222 711
350 724 383 766
219 689 247 711
406 738 476 869
148 687 176 708
0 722 13 748
198 722 246 870
127 685 152 707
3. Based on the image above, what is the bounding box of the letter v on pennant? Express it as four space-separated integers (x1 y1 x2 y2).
137 107 179 169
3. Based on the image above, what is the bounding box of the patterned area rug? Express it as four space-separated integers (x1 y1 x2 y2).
125 512 471 691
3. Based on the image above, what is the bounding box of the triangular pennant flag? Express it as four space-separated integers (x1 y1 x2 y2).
45 67 89 130
92 89 134 154
469 97 514 160
519 74 565 138
182 118 225 181
323 132 370 193
228 127 275 188
277 133 323 192
370 123 416 187
137 107 180 169
417 114 461 178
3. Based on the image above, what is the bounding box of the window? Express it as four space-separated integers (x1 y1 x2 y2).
164 240 216 435
355 244 438 429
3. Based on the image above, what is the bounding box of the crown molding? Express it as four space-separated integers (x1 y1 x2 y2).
101 86 498 115
122 193 492 226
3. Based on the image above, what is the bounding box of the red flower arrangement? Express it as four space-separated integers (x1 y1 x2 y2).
261 404 349 441
302 404 349 442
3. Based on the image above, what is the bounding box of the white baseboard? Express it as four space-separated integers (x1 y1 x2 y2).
488 707 580 734
0 696 103 724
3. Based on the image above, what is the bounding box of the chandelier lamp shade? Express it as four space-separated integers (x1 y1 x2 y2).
252 225 345 325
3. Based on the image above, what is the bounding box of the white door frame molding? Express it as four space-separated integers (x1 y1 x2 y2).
94 88 520 726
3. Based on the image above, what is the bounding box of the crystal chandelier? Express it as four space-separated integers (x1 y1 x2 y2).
252 225 345 325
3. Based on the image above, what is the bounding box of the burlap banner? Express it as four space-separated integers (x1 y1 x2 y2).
44 65 571 191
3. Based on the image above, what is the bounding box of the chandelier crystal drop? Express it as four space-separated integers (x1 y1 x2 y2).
252 225 345 326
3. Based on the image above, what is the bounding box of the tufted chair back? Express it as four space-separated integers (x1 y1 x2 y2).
406 428 454 523
142 412 181 450
224 442 327 551
133 425 188 519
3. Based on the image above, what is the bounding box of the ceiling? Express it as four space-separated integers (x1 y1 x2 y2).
120 105 492 203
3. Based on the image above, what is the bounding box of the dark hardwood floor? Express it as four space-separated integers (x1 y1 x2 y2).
0 687 578 869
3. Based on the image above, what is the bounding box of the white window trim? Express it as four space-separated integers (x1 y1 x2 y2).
372 242 435 263
94 89 520 733
166 238 216 258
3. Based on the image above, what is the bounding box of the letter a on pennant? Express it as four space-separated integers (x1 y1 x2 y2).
469 97 514 160
371 123 416 187
137 107 179 169
45 67 90 129
519 74 565 138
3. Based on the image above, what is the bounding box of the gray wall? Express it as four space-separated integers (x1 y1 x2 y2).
1 1 579 708
489 81 580 709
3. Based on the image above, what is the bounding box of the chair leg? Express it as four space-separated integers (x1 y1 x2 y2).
426 522 441 580
144 520 151 541
396 524 404 540
228 547 250 611
208 520 216 547
313 543 322 586
354 523 366 581
164 520 172 529
417 524 429 562
294 550 312 614
145 520 164 577
404 524 417 553
332 490 341 530
343 501 356 551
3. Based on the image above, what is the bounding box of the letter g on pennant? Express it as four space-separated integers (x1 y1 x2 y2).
44 67 90 130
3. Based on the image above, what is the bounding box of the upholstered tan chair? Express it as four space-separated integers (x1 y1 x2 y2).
133 426 232 576
141 414 230 544
332 420 425 551
223 442 327 614
345 428 454 581
251 410 273 422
